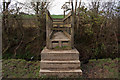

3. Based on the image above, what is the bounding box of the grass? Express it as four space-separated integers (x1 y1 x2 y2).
54 46 71 50
2 59 40 78
20 14 64 19
82 58 119 78
51 15 64 19
2 58 119 78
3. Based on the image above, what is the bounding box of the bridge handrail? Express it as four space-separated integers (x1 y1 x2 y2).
63 11 72 21
62 10 74 48
46 10 53 22
62 11 72 36
46 10 53 49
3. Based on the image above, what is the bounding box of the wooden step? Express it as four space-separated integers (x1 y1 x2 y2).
40 47 82 78
40 60 81 70
41 47 79 61
53 22 63 24
39 69 82 78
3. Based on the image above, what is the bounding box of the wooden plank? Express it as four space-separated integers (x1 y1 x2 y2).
53 25 64 28
52 28 66 31
53 24 71 28
49 31 53 39
46 10 53 49
64 24 71 27
46 10 53 22
51 32 70 41
63 11 72 21
71 11 74 48
63 31 71 39
53 21 63 23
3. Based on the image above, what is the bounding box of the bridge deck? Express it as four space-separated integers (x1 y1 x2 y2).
51 32 70 41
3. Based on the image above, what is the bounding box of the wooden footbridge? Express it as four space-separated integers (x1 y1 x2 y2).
46 10 74 49
40 8 82 77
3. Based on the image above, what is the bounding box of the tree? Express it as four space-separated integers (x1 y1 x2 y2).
2 0 11 32
31 0 54 15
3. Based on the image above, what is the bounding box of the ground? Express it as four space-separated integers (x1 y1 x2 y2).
82 58 119 78
2 58 119 79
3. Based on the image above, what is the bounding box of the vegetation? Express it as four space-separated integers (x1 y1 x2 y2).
1 0 119 78
20 14 35 19
54 46 71 50
51 15 64 19
2 58 119 78
82 58 119 78
2 59 40 78
74 1 119 61
2 0 119 61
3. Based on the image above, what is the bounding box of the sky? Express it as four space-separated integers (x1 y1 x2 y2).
49 0 88 15
0 0 89 15
0 0 118 15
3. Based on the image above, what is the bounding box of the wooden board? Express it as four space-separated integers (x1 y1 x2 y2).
51 32 70 41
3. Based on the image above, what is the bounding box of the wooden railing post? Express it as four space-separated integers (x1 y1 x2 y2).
71 11 74 48
46 10 53 49
62 10 74 49
46 10 49 49
64 11 65 18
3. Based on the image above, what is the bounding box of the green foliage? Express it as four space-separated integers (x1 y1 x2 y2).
84 26 93 36
91 43 106 59
75 4 118 61
54 46 71 50
2 59 40 78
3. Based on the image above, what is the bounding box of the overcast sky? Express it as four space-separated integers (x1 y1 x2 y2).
49 0 89 15
1 0 89 15
0 0 118 15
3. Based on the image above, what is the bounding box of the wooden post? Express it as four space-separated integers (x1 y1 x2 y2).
64 10 65 18
59 41 62 48
46 10 49 49
71 11 74 48
46 10 53 49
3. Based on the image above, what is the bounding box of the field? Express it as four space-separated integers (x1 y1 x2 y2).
2 58 119 79
51 15 64 19
19 14 64 19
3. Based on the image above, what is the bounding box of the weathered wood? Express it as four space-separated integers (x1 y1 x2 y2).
53 22 63 24
53 24 71 28
64 11 65 18
63 31 71 39
41 4 82 77
52 28 66 31
46 8 74 49
71 11 75 48
51 32 70 41
46 11 49 48
46 10 53 49
63 11 72 21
